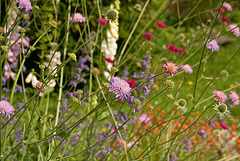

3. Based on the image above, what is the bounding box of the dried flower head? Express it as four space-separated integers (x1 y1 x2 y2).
109 77 131 100
213 103 228 117
163 61 180 77
0 101 15 118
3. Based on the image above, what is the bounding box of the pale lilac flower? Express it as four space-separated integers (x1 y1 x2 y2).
181 64 193 74
223 2 232 12
163 61 180 77
126 141 134 148
69 13 86 23
229 91 239 105
213 91 227 103
109 77 131 100
17 38 30 47
206 40 219 52
17 0 33 12
0 101 15 118
139 114 150 123
229 24 240 37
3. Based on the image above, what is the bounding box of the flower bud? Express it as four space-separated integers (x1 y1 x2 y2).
167 94 174 99
19 27 26 33
104 83 109 88
77 89 83 95
111 67 118 73
136 62 142 68
68 53 77 62
179 33 185 39
73 97 79 103
93 68 99 75
24 14 30 21
166 80 174 89
187 94 193 100
219 70 228 77
1 45 8 52
49 20 57 28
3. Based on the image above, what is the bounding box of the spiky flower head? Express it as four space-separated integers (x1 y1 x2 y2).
213 91 227 103
109 77 131 100
178 99 187 107
0 101 15 118
105 9 118 21
213 103 229 117
163 61 180 77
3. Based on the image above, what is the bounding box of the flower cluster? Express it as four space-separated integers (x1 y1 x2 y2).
166 44 186 56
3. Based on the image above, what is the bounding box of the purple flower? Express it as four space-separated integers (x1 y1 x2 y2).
184 139 191 151
109 77 131 100
206 40 219 52
198 130 207 139
69 13 86 23
17 0 33 12
0 101 15 118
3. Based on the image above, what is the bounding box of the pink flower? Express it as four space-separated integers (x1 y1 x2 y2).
69 13 86 23
97 18 109 26
17 38 30 47
104 57 114 64
156 21 166 29
229 91 239 105
218 8 225 14
36 82 46 92
126 141 134 148
181 64 193 74
223 2 232 12
206 40 219 52
213 91 227 103
229 24 240 37
166 44 177 53
163 61 180 77
17 0 33 12
109 77 131 100
0 101 15 118
142 32 153 40
139 114 150 123
219 122 229 130
221 17 231 24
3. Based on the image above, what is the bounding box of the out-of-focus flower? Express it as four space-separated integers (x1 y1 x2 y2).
181 64 193 74
17 0 33 12
223 2 232 12
109 77 131 100
69 13 86 23
104 57 114 64
218 8 225 14
213 91 227 103
25 72 38 88
219 122 229 130
166 44 177 53
126 79 137 89
0 101 15 118
139 114 150 123
229 91 239 105
206 40 219 52
97 18 109 26
36 82 46 92
142 32 153 40
221 17 231 24
156 21 166 28
163 61 180 77
229 24 240 37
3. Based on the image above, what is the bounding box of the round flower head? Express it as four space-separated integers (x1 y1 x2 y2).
213 102 229 117
181 64 193 74
0 101 15 118
223 2 232 12
156 21 166 29
109 77 131 100
69 13 86 23
206 40 219 52
229 24 240 37
105 9 118 21
17 0 33 12
213 91 227 103
142 32 153 40
163 61 180 77
229 91 239 105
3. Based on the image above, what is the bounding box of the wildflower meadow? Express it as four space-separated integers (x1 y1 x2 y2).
1 0 240 160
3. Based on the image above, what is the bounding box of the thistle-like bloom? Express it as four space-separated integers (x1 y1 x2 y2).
156 21 166 28
163 61 180 77
97 18 109 26
109 77 131 100
223 2 232 12
181 64 193 74
219 122 229 130
69 13 86 23
229 24 240 37
139 114 150 123
213 91 227 103
229 91 239 105
0 101 15 118
142 32 153 40
17 0 33 12
206 40 219 52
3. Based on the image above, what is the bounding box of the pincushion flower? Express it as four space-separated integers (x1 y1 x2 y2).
163 61 180 77
156 21 166 28
17 0 33 12
139 114 150 123
69 13 86 23
109 77 131 100
229 91 239 105
229 24 240 37
0 101 15 118
223 2 232 12
213 91 227 103
181 64 193 74
97 18 109 26
219 122 229 130
206 40 219 52
142 32 153 40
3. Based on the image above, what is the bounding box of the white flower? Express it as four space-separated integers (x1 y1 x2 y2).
31 75 38 88
48 79 56 87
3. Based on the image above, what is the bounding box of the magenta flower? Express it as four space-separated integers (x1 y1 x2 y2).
156 21 166 29
218 8 225 14
229 91 239 105
17 0 33 12
142 32 153 40
109 77 131 100
181 64 193 74
219 122 229 130
206 40 219 52
223 2 232 12
97 18 109 26
0 101 15 118
104 57 114 64
139 114 150 123
166 44 177 53
163 61 180 77
229 24 240 37
221 17 231 24
213 91 227 103
69 13 86 23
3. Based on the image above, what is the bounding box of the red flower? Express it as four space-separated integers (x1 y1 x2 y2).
142 32 153 40
104 58 114 64
166 44 177 53
156 21 166 28
219 122 229 130
97 18 109 26
126 79 137 89
221 17 231 24
218 8 225 14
